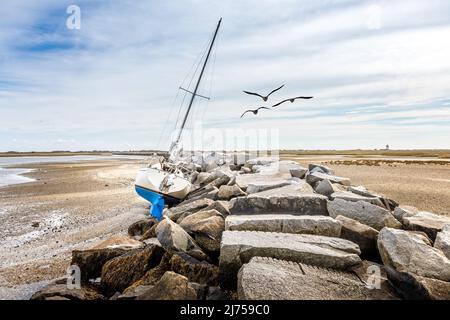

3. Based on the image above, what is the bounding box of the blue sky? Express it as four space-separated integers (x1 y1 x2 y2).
1 0 450 151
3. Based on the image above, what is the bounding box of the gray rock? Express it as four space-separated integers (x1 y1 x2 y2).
403 211 450 241
178 209 225 252
195 172 211 185
101 244 165 295
306 171 351 186
377 228 450 282
229 183 328 216
219 230 361 289
128 218 157 237
225 214 341 237
117 285 154 300
308 163 335 175
385 266 450 300
335 215 379 259
241 167 252 174
237 257 397 300
327 199 402 230
170 252 219 286
71 236 145 282
289 167 308 179
434 227 450 260
314 179 335 197
330 191 386 207
245 180 292 194
166 198 214 221
136 271 199 300
156 217 208 261
218 184 246 200
31 283 106 300
392 205 419 224
199 200 230 217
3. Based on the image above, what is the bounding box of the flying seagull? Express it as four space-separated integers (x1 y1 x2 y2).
272 96 314 108
243 84 285 102
240 106 271 118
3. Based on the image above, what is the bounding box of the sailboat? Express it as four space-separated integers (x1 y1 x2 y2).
135 18 222 220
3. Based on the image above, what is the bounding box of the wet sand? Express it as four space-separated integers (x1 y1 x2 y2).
0 158 149 299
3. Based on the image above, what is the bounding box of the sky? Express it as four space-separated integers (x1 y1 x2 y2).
1 0 450 151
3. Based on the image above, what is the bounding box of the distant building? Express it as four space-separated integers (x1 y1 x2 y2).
385 144 390 150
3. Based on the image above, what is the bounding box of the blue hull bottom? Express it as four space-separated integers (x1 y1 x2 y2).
135 185 180 220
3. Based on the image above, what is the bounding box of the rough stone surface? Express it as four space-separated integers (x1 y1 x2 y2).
31 283 106 300
225 214 341 237
128 218 157 237
289 167 308 179
237 257 397 300
140 224 158 241
195 172 211 185
306 171 350 186
166 198 214 222
336 215 379 259
170 252 219 286
308 164 334 175
393 205 419 224
330 191 385 207
385 265 450 300
156 217 208 261
314 179 335 197
218 184 246 200
101 244 165 295
71 236 144 282
178 209 225 252
136 271 199 300
377 228 450 282
327 199 402 230
245 180 292 194
403 211 450 241
199 200 230 217
229 183 328 216
219 230 361 289
434 228 450 259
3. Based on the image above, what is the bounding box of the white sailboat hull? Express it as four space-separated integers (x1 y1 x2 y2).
135 167 191 205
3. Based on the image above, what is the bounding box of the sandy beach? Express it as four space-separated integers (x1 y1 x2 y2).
0 157 149 299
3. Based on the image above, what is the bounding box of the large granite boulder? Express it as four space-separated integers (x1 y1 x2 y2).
31 283 106 300
165 198 214 222
128 218 157 237
225 214 341 237
314 179 341 197
218 184 246 200
308 163 334 175
237 257 398 300
335 215 379 259
136 271 200 300
306 172 351 186
170 252 219 286
434 225 450 259
198 200 230 216
384 265 450 300
289 167 308 179
101 244 165 295
219 230 361 289
229 183 328 216
178 209 225 252
377 228 450 282
156 217 208 261
71 235 144 282
392 205 419 224
330 191 385 208
327 199 402 230
403 211 450 241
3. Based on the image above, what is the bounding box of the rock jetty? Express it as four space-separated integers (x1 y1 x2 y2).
31 154 450 300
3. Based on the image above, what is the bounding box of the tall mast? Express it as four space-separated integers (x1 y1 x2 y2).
174 18 222 146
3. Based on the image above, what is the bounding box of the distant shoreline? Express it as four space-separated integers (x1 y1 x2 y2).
1 149 449 159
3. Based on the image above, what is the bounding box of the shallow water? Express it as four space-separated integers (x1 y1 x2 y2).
0 155 144 188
